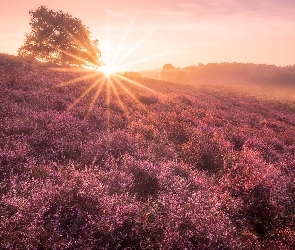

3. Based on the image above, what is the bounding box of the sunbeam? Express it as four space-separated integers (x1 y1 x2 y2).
53 3 170 126
114 73 156 93
106 76 111 132
65 75 104 112
117 50 172 70
85 78 106 118
109 79 129 118
100 65 116 77
50 67 89 73
112 76 147 110
113 19 168 68
57 72 99 87
59 49 100 68
110 6 140 65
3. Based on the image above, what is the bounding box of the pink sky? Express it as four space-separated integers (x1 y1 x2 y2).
1 0 295 71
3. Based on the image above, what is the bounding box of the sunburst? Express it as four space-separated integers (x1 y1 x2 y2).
50 7 169 128
100 65 115 77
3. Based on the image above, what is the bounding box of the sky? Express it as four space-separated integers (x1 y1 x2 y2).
1 0 295 71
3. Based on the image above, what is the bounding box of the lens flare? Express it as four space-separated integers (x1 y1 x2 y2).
49 5 168 124
100 65 115 77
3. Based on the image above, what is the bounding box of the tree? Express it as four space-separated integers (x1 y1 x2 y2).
160 64 180 82
18 5 101 67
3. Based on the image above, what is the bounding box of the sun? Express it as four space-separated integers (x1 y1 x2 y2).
100 65 115 77
51 6 168 123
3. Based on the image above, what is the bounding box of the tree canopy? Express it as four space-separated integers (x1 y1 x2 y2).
18 5 101 67
160 64 181 82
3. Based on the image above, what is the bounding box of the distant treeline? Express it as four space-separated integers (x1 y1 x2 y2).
147 63 295 85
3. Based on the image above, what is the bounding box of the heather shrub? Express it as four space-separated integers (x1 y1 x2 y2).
1 166 108 249
230 134 245 151
0 141 31 180
142 124 156 141
97 166 133 196
138 95 159 105
42 190 99 244
104 130 136 159
181 131 225 173
109 101 124 114
0 202 17 221
90 130 138 168
167 122 190 145
177 94 193 105
106 217 143 249
84 106 108 131
156 177 244 249
26 113 89 165
196 143 224 173
1 55 295 248
220 149 291 245
242 184 277 237
108 112 129 130
130 164 159 201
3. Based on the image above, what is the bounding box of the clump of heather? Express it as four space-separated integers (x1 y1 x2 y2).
1 54 295 249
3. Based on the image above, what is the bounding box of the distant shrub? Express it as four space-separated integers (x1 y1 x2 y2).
142 124 156 141
177 95 193 105
138 95 159 105
122 71 142 80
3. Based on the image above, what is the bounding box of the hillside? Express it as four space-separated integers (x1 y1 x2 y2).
159 63 295 92
1 54 295 249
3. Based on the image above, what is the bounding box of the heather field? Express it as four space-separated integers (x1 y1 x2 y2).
1 54 295 249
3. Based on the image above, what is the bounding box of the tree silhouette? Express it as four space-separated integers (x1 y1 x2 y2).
18 5 101 67
160 64 180 82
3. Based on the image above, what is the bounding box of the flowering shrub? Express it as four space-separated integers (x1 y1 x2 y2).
1 54 295 249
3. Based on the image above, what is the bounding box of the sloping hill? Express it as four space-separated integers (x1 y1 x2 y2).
1 54 295 249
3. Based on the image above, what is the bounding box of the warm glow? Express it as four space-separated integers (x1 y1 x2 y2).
100 65 115 76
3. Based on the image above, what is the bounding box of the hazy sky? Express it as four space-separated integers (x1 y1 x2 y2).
1 0 295 71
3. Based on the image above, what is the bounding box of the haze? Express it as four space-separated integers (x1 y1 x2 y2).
1 0 295 71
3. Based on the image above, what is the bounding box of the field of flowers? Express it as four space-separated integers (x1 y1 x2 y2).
1 54 295 249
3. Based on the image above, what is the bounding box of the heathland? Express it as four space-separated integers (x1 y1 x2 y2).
1 54 295 249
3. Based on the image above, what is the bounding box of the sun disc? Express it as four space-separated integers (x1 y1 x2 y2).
100 65 115 77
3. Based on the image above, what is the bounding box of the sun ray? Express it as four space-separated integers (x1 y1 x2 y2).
85 78 106 118
109 78 129 118
112 76 146 110
110 6 140 65
106 77 111 132
65 75 103 112
117 50 172 70
51 4 171 123
113 72 156 93
50 67 89 73
61 25 100 66
105 10 111 70
59 49 100 69
58 72 99 87
113 21 166 68
75 38 100 66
